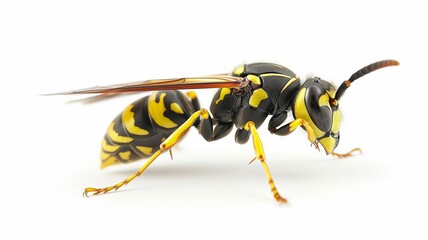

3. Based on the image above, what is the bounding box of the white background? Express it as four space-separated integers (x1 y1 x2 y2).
1 0 427 239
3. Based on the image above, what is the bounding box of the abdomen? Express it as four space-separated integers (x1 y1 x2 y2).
101 90 197 168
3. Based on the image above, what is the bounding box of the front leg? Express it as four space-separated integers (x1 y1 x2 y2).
270 118 319 150
271 118 361 158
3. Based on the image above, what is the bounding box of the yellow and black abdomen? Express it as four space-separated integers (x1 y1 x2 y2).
101 90 198 168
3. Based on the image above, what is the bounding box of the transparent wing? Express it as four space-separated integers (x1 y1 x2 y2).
48 75 245 95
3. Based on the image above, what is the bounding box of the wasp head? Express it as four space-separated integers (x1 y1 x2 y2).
292 60 399 154
293 77 340 154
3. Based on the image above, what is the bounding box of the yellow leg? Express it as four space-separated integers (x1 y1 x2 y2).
244 121 287 204
84 109 210 196
331 148 362 159
289 118 319 150
271 118 319 151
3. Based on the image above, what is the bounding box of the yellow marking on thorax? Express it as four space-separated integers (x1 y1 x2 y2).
260 73 293 79
280 77 298 92
107 122 134 144
233 65 245 76
148 92 177 128
246 75 261 85
170 103 184 114
294 89 324 138
102 139 120 152
215 88 231 104
122 105 150 136
249 88 268 108
119 151 131 160
136 146 153 155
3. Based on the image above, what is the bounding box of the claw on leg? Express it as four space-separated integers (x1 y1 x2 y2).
269 178 288 204
331 148 362 159
311 141 320 151
83 150 161 197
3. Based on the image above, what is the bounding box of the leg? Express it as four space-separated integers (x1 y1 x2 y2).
270 117 360 158
84 109 211 196
212 122 234 141
186 91 231 142
270 118 319 150
331 148 362 159
244 121 287 203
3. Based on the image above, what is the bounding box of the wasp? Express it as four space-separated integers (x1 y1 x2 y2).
52 59 399 203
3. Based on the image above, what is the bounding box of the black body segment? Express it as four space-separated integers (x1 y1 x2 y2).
210 63 301 144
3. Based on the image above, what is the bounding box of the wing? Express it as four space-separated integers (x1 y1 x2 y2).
48 75 245 95
64 93 141 104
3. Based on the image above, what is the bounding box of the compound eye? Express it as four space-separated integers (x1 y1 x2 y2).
305 85 332 132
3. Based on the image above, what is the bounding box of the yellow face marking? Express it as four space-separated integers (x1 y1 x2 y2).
122 104 149 136
107 122 134 144
319 137 336 154
215 88 231 104
249 88 268 108
101 139 120 153
101 156 118 169
136 146 153 155
294 89 325 138
246 75 261 85
233 65 245 76
170 103 184 114
119 151 131 160
318 93 331 108
148 92 178 128
332 110 341 134
280 77 298 93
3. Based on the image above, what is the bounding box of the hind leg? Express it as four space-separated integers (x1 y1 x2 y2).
84 109 212 196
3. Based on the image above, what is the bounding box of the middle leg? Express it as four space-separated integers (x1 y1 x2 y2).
244 121 287 203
